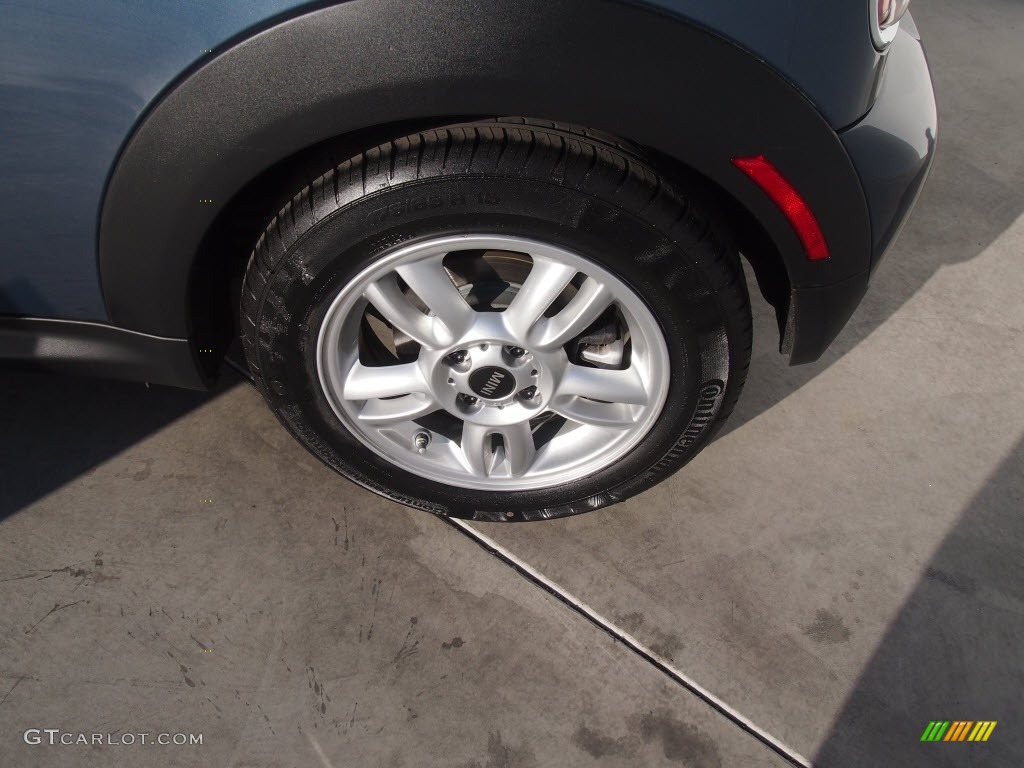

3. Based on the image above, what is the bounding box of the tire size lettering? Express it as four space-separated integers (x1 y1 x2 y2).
369 190 501 224
680 380 725 447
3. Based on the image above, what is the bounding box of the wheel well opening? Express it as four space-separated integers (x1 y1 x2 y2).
188 117 792 377
639 146 791 339
188 116 478 376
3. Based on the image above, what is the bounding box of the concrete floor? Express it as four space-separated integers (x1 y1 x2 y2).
2 1 1022 766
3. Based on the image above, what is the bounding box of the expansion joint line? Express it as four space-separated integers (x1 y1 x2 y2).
447 519 813 768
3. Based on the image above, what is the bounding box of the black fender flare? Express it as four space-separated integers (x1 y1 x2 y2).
98 0 871 360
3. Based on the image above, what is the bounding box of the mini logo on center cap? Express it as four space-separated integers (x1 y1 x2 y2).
469 366 516 399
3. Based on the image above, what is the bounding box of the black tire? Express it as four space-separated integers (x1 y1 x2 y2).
240 119 751 521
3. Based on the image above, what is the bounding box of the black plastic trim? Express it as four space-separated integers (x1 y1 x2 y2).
0 318 209 390
783 273 871 366
99 0 872 360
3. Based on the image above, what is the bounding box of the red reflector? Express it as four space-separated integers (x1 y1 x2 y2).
731 155 830 261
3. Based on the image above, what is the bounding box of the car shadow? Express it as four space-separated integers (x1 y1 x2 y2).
813 435 1024 767
0 371 241 522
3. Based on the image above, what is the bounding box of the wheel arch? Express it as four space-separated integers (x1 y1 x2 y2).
98 0 870 373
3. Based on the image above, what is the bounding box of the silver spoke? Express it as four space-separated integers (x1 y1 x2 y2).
502 256 577 338
549 397 637 429
363 275 448 348
395 257 475 338
357 393 437 424
342 361 429 401
461 421 537 478
496 421 538 477
461 422 493 477
528 277 613 349
556 364 649 405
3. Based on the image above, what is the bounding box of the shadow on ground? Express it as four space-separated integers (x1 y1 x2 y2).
815 436 1024 767
0 373 240 521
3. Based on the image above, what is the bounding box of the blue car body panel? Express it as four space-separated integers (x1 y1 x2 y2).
0 0 312 319
0 0 882 321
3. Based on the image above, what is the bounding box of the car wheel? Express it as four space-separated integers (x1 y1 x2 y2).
240 120 751 521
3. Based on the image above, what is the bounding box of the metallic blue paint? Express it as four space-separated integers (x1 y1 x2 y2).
0 0 316 319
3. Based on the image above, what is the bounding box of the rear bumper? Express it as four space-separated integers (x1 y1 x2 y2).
840 13 938 271
785 18 936 364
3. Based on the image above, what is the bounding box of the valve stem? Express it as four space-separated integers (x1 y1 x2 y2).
414 432 430 453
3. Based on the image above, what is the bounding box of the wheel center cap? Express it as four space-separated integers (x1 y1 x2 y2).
468 366 517 400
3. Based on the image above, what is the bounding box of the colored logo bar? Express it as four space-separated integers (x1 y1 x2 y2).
920 721 997 742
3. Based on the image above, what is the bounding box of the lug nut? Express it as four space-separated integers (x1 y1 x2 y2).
507 346 526 358
445 350 468 366
457 393 479 406
518 386 538 400
414 432 430 453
